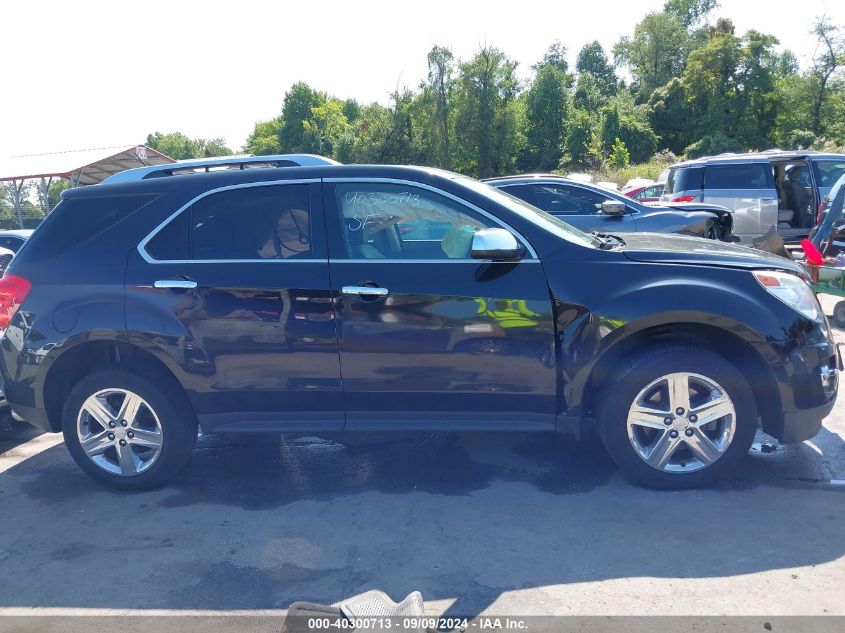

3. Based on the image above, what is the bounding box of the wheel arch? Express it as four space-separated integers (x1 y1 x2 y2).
579 322 781 435
42 340 188 433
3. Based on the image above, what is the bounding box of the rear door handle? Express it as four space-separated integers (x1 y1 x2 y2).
154 279 198 289
341 285 389 297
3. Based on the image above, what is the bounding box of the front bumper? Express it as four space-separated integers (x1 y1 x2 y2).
764 340 840 443
780 397 835 443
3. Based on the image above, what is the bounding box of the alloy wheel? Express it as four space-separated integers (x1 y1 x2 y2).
626 372 736 473
76 388 163 476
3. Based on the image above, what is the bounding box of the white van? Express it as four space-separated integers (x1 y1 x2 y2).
662 150 845 244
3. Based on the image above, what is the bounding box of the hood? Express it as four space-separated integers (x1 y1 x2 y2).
619 232 805 273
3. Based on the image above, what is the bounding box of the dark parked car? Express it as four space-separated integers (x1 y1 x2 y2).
0 159 838 490
486 175 733 241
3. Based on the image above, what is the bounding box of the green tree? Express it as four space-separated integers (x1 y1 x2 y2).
522 43 572 171
608 137 631 168
575 41 617 98
808 15 845 135
302 99 352 157
349 103 393 163
452 45 523 178
564 109 596 168
243 118 283 155
420 45 455 169
342 98 362 124
647 78 690 153
279 82 327 152
663 0 717 27
573 71 606 112
678 19 782 150
145 132 232 159
613 11 689 99
600 95 658 163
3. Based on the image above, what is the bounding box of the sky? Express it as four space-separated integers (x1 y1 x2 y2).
1 0 843 160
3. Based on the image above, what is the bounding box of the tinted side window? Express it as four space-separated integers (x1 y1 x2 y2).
667 167 704 194
705 163 771 190
146 211 189 260
530 185 608 215
499 185 535 206
18 194 157 262
813 160 845 188
147 184 312 261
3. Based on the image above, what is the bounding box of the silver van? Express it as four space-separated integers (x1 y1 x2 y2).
662 151 845 244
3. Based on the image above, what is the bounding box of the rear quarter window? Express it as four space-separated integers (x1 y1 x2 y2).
704 163 772 190
666 167 703 194
16 193 158 262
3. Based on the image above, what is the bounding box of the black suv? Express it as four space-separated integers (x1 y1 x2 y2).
0 158 839 489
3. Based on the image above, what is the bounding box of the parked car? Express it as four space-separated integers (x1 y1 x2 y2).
0 245 14 409
663 150 845 244
485 175 733 240
0 229 34 254
0 245 15 277
0 159 838 490
624 182 665 203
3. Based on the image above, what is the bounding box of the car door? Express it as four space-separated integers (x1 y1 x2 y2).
503 182 636 233
323 179 557 431
702 162 777 243
125 180 343 432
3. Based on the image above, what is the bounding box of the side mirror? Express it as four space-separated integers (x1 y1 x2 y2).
600 200 626 215
471 228 524 261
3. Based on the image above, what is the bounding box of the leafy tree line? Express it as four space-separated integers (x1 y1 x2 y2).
149 0 844 178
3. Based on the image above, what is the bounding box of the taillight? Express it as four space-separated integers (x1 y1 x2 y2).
672 195 696 202
0 274 31 332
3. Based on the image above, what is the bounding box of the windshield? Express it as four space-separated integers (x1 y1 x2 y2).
456 177 601 248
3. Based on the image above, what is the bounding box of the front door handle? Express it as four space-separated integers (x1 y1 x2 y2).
341 285 389 297
154 279 198 289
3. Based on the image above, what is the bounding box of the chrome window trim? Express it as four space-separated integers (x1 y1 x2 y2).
324 177 538 259
137 179 322 264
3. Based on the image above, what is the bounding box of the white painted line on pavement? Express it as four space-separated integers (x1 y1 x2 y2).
0 600 458 617
0 608 288 616
0 433 64 474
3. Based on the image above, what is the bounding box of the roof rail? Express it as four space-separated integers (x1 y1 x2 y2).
101 154 340 184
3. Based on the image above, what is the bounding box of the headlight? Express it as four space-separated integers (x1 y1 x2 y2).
753 270 822 321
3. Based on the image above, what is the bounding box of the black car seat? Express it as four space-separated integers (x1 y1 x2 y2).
783 168 810 227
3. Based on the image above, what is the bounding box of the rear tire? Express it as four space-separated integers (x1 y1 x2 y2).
833 300 845 328
62 366 197 490
597 345 757 489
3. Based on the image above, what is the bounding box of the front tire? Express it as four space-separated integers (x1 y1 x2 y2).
597 345 757 489
62 366 197 490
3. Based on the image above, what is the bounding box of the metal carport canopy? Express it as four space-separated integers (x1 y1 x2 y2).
0 145 175 186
